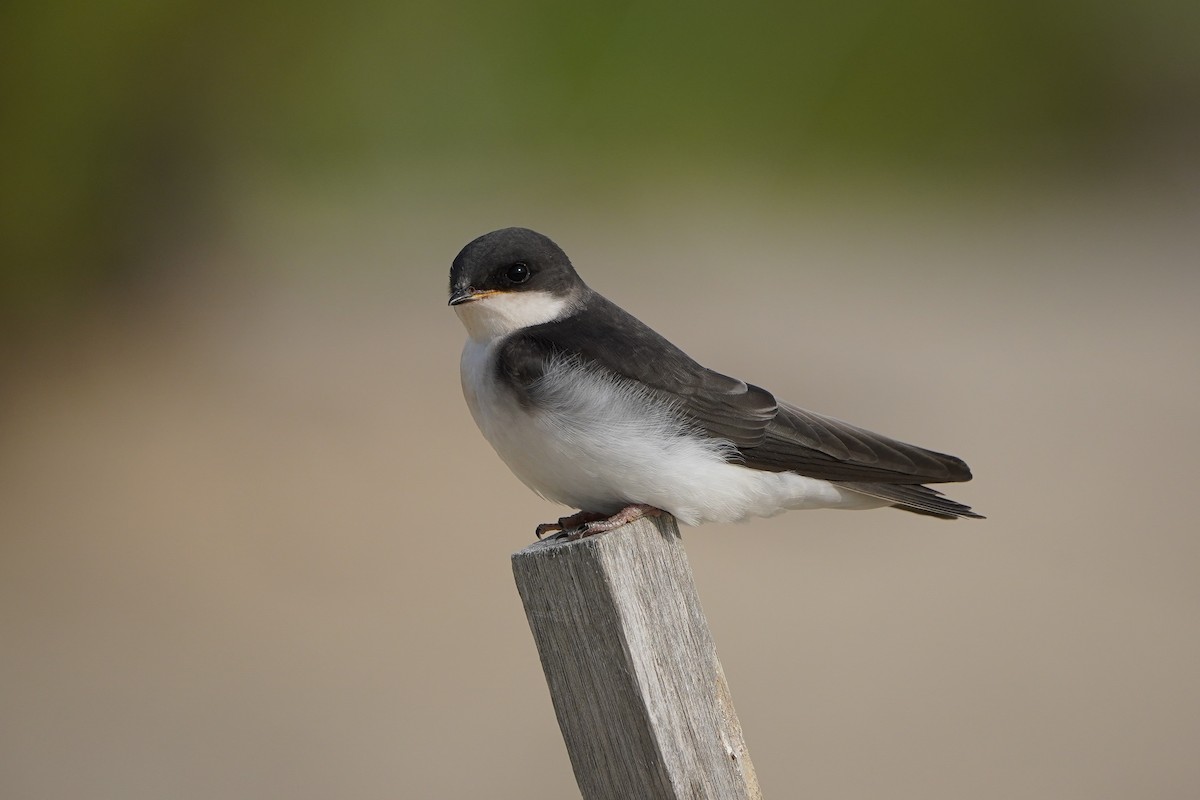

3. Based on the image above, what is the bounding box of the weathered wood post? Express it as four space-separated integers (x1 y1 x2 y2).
511 513 760 800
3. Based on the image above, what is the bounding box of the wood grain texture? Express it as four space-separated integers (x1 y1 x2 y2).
512 514 761 800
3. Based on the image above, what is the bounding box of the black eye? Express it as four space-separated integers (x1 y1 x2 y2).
505 262 531 284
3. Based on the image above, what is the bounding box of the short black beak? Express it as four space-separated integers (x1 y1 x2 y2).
448 287 475 306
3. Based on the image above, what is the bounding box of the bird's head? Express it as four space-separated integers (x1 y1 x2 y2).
448 228 585 342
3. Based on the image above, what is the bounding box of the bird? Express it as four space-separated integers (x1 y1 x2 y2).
448 227 981 539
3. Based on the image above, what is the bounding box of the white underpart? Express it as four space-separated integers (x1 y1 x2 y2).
456 291 888 525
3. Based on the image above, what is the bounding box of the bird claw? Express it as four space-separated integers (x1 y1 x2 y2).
534 510 607 539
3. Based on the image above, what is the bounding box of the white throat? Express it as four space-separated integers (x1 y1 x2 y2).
454 290 574 342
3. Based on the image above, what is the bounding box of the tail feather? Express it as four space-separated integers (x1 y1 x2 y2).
838 482 984 520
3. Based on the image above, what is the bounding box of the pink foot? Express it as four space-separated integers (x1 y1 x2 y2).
566 504 665 540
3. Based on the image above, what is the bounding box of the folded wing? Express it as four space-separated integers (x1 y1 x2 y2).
507 292 978 516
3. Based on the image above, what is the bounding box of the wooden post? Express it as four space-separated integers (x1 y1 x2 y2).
512 514 761 800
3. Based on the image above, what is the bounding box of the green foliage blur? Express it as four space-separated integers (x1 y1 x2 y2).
2 0 1196 323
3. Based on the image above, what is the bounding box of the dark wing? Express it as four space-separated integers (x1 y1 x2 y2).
503 293 777 449
507 292 974 487
743 402 974 483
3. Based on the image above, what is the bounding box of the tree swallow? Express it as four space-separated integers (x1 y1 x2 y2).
449 227 981 539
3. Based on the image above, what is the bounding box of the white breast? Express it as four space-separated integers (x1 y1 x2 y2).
459 340 888 525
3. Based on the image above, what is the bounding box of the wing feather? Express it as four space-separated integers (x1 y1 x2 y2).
508 291 975 488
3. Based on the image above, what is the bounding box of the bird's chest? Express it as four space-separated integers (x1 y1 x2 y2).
460 340 532 444
458 339 494 428
459 340 573 498
459 339 651 511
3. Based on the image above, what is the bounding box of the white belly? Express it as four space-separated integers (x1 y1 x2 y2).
459 339 887 525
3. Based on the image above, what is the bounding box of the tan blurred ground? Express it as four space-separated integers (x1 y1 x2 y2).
2 184 1199 799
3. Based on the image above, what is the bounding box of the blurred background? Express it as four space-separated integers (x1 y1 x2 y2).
2 1 1198 798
